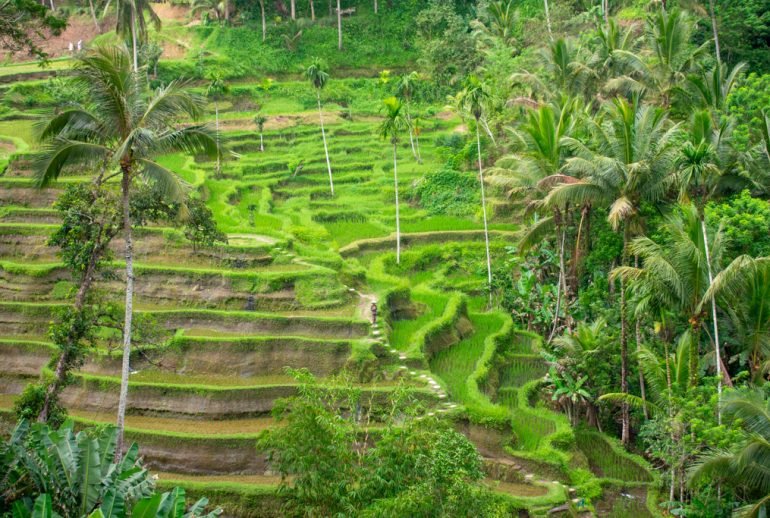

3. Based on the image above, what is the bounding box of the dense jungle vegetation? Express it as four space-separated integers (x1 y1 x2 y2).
1 0 770 516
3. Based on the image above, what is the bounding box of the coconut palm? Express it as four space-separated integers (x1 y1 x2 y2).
395 71 421 163
34 45 218 459
206 72 228 176
511 38 594 103
190 0 227 24
114 0 160 71
470 0 519 48
489 96 580 338
305 58 334 195
258 0 266 41
613 204 727 388
378 97 409 264
455 75 494 304
546 96 679 445
701 256 770 380
686 62 746 114
254 112 267 152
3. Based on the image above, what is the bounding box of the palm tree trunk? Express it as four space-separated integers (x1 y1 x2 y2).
475 124 492 305
224 0 229 22
373 0 377 14
260 0 266 41
602 0 609 24
414 124 422 163
405 100 417 161
131 6 139 72
393 141 400 264
549 227 566 343
635 256 649 420
336 0 342 50
115 167 135 461
701 217 722 423
215 101 221 176
620 224 630 447
290 0 296 19
543 0 553 41
310 0 315 20
317 93 334 195
708 0 721 66
259 131 264 152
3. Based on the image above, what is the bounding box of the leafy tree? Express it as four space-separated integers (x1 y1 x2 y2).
0 420 221 517
35 45 217 459
691 389 770 517
183 198 228 251
305 57 334 195
0 0 66 59
379 97 408 264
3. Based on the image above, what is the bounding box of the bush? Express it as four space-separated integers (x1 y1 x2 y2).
412 167 480 216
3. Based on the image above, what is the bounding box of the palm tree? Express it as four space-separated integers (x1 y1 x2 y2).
676 110 746 417
543 0 553 41
489 97 580 338
207 72 228 176
471 0 519 48
395 71 421 163
305 58 334 195
35 45 217 459
701 256 770 380
254 112 267 152
686 62 746 114
691 390 770 516
547 96 679 446
613 204 727 389
378 97 409 264
455 75 494 304
190 0 227 24
114 0 161 71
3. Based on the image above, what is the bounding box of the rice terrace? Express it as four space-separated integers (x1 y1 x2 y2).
1 0 770 516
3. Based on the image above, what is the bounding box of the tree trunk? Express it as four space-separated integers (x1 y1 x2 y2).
38 245 101 422
620 224 630 447
88 0 100 31
393 141 400 264
215 101 221 176
549 227 566 343
290 0 296 19
602 0 609 24
260 132 264 151
115 167 135 461
635 256 649 420
131 6 139 72
310 0 315 20
543 0 553 41
317 93 334 195
336 0 342 50
373 0 377 14
260 0 266 41
701 217 723 423
405 100 418 161
707 0 721 66
475 124 493 305
224 0 229 22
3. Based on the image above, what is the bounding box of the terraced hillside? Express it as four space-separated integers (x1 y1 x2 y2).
0 68 658 516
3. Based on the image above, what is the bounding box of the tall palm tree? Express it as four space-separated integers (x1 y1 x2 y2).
470 0 519 48
613 204 727 388
114 0 161 71
547 96 679 445
455 75 494 304
207 72 227 176
378 97 408 264
395 71 421 163
701 256 770 380
35 45 217 459
306 58 334 195
686 62 746 114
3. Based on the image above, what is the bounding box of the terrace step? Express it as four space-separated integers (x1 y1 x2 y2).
0 302 370 339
